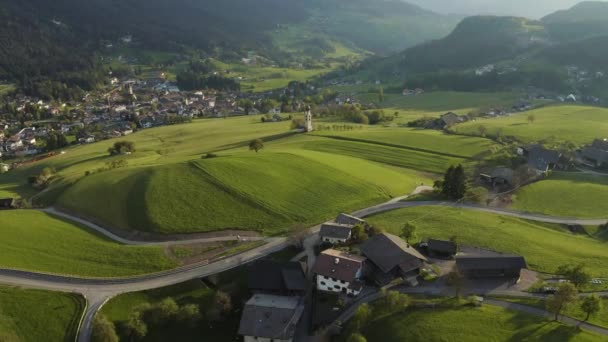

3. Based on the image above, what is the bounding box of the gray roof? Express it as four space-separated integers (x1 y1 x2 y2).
360 233 427 274
491 167 514 183
320 223 353 240
238 294 304 339
427 239 457 255
336 213 366 226
456 255 527 271
248 261 306 293
583 146 608 164
592 139 608 151
441 112 461 126
526 145 561 172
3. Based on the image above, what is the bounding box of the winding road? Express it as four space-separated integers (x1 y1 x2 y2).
2 189 607 341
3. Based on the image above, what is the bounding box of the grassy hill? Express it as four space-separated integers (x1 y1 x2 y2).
0 210 176 277
363 304 603 342
0 287 84 342
513 172 608 219
453 105 608 146
367 206 608 276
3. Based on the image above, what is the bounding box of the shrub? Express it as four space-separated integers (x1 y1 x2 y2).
203 153 218 159
108 141 136 156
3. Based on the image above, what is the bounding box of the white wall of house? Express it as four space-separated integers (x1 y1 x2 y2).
316 271 362 296
244 336 291 342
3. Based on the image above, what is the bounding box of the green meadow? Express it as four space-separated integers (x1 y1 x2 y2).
513 172 608 219
57 151 431 234
0 287 84 342
1 93 533 236
0 210 176 277
367 206 608 276
363 305 603 342
454 105 608 145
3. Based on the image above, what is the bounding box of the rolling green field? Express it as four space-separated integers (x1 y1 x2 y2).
0 287 84 342
1 93 527 235
513 172 608 218
311 127 496 158
0 210 176 277
57 151 430 234
454 105 608 145
363 305 603 342
494 297 608 330
367 206 608 276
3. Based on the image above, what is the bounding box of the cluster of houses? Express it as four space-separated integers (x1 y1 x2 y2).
0 127 39 158
238 213 529 342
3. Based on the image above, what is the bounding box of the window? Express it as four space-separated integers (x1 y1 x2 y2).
320 281 326 286
334 285 341 290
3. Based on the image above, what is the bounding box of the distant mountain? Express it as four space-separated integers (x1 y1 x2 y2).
542 1 608 42
397 16 548 72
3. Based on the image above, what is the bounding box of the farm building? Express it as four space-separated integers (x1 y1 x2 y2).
319 223 353 244
360 233 427 286
238 294 304 342
312 249 366 297
456 255 527 279
426 239 457 259
247 260 307 296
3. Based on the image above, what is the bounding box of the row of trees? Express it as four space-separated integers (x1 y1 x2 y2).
92 291 233 342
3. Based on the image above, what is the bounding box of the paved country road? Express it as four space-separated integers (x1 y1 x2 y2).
3 188 608 341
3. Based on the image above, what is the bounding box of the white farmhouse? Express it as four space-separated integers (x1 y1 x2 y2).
312 249 366 297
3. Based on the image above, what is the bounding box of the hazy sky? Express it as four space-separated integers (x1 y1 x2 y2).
406 0 601 19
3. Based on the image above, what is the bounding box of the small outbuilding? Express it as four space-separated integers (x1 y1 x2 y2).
456 255 527 280
426 239 457 259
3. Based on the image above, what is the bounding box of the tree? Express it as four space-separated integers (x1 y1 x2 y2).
214 291 232 317
347 333 368 342
351 224 369 243
527 114 536 124
477 124 487 137
125 311 148 341
546 283 578 321
441 164 466 200
176 304 202 327
557 264 592 289
249 139 264 153
108 141 136 156
144 298 179 325
382 290 410 314
91 315 119 342
351 303 372 331
580 294 602 321
401 222 417 244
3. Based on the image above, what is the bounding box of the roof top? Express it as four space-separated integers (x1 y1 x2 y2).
320 223 353 239
238 294 304 339
592 139 608 151
248 261 306 293
312 249 365 282
526 145 561 171
456 255 527 271
360 233 427 274
427 239 457 254
336 213 366 226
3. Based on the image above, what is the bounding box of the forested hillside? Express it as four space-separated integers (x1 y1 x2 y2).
0 0 459 97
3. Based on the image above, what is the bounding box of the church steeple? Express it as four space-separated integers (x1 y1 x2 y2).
304 105 313 132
